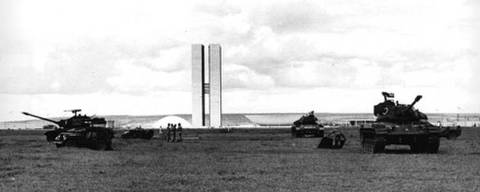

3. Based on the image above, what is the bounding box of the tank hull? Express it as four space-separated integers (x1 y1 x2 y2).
291 124 324 138
359 122 461 153
52 127 114 150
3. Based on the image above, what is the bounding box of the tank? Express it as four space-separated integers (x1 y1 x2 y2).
291 111 324 138
359 92 461 153
121 127 154 139
292 111 346 149
22 109 114 150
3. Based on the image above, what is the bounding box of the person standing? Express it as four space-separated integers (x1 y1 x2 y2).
158 126 163 139
172 124 177 142
166 123 171 142
177 123 183 142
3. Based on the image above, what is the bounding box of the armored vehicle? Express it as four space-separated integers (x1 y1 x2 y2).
292 111 346 149
291 111 324 138
22 109 114 150
359 92 461 153
121 127 154 139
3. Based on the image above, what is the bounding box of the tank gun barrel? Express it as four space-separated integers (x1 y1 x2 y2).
21 112 60 125
407 95 422 110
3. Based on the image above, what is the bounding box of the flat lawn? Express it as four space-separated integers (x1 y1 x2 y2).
1 128 479 192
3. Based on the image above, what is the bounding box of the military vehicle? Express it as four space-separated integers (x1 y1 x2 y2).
291 111 324 138
317 129 346 149
292 111 346 149
22 109 114 150
121 127 154 139
359 92 461 153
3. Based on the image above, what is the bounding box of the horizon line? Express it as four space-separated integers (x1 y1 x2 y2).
5 112 480 123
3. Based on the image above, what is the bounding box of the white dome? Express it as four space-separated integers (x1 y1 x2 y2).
151 116 191 128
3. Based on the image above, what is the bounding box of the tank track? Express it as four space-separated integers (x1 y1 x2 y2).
410 135 439 153
361 134 440 154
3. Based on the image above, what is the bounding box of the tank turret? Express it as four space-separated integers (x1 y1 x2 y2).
373 92 427 123
22 109 107 130
293 111 319 126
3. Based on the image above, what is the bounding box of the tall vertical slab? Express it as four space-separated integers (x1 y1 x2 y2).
192 44 205 127
209 44 222 127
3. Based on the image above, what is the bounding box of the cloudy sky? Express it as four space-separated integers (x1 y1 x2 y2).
1 0 479 121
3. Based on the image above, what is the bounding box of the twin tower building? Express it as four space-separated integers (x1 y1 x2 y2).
191 44 222 128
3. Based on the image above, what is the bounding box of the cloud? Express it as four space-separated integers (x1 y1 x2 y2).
106 60 190 93
1 40 114 94
223 64 275 89
193 1 242 17
3 0 475 94
0 38 191 94
273 59 355 88
248 1 331 33
1 0 479 121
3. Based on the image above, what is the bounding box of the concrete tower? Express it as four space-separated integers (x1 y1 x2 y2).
191 44 205 127
191 44 222 128
208 44 222 127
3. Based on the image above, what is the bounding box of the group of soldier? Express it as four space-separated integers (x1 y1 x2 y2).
165 123 182 142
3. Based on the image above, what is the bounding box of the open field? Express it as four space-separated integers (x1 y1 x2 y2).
1 128 480 192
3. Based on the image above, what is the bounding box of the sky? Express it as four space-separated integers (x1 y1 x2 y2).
0 0 479 121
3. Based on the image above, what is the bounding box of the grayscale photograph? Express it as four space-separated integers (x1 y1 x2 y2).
1 0 479 191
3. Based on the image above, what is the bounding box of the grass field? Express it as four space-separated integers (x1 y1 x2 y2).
1 128 480 192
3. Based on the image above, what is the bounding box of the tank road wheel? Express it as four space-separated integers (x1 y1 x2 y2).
425 136 440 153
